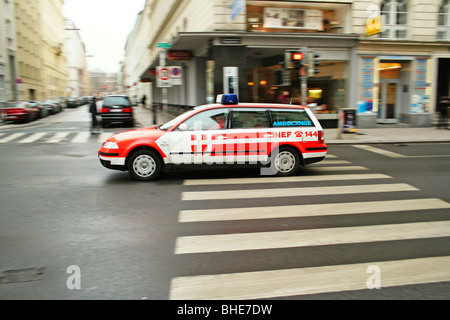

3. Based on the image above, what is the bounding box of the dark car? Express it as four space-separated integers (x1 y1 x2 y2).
2 101 40 123
67 98 78 108
29 101 48 118
100 95 134 127
42 100 62 115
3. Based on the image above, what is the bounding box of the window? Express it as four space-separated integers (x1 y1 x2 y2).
270 109 314 127
231 108 269 129
438 0 450 41
103 96 131 107
181 108 228 131
380 0 408 40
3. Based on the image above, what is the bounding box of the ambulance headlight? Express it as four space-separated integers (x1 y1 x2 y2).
103 142 119 149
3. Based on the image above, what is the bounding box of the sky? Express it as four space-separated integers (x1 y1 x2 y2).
63 0 146 73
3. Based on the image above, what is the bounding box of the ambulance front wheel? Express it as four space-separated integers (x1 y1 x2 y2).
128 150 162 181
270 146 300 176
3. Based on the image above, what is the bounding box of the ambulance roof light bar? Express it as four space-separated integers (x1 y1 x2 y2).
217 94 239 105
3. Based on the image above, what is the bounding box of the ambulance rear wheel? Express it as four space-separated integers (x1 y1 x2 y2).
128 150 161 181
271 146 300 176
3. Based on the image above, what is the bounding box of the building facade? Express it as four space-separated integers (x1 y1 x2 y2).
14 0 45 101
124 0 450 127
39 0 68 100
0 0 18 102
12 0 68 101
65 19 90 98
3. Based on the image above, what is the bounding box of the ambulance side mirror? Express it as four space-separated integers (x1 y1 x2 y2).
178 123 188 131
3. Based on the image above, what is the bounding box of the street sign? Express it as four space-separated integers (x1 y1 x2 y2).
156 67 172 88
171 66 183 86
157 42 172 48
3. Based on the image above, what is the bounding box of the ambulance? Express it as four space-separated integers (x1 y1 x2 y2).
98 94 327 181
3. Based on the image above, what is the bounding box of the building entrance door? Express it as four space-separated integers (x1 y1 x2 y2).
378 79 400 123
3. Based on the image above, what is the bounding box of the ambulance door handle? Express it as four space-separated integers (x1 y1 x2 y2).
216 135 227 140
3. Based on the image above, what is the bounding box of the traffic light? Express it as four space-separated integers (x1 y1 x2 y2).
308 51 321 77
284 50 304 69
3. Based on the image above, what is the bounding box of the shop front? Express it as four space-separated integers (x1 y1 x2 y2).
357 54 433 127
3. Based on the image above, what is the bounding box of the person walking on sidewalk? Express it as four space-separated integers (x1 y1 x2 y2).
89 96 99 134
437 96 449 129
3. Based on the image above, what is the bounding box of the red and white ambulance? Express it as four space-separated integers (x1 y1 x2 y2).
98 94 327 180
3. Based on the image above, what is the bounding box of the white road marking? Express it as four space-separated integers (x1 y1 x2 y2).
183 173 391 186
354 145 406 158
169 256 450 300
181 183 418 201
71 132 91 143
46 132 70 143
175 220 450 254
179 198 450 222
0 133 26 143
17 132 48 143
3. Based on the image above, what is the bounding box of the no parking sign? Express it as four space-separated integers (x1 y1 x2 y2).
171 67 183 85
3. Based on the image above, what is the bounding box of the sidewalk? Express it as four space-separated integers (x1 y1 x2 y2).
134 105 450 145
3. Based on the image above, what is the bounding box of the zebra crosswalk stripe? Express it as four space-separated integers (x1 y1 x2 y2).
183 173 391 186
70 132 91 143
46 132 71 143
179 198 450 223
174 220 450 254
169 256 450 300
0 132 26 143
17 132 48 143
181 183 418 201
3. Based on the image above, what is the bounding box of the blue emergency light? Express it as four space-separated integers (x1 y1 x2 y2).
217 94 239 105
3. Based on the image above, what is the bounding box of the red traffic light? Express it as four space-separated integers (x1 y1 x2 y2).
292 52 304 61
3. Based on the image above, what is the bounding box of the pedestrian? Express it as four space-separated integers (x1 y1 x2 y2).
437 96 449 129
277 91 290 104
89 96 99 134
142 95 147 108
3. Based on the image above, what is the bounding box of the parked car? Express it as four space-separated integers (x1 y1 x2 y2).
41 100 62 115
2 101 40 123
66 98 78 108
29 101 48 118
99 95 134 127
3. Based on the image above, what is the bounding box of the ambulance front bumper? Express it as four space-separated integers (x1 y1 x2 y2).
98 153 126 171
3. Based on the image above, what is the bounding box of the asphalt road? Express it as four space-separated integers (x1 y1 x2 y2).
0 107 449 301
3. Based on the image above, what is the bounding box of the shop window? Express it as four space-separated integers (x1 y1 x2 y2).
380 0 408 40
438 0 450 41
246 4 345 33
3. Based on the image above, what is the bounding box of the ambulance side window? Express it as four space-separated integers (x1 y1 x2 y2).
180 108 228 131
270 109 314 127
231 108 269 129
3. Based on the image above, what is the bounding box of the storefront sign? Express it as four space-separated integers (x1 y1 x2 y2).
366 16 382 36
167 51 192 61
361 58 374 99
415 59 427 90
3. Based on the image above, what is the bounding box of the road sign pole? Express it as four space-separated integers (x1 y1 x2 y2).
160 49 168 111
300 47 308 106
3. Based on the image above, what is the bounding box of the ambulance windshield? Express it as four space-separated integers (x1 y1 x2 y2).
158 108 197 131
